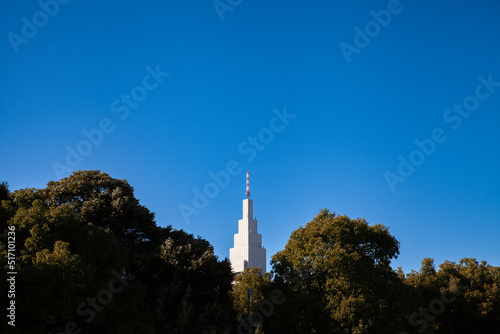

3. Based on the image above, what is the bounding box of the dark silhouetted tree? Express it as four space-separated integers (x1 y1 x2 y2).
401 257 500 333
271 209 411 333
0 171 236 334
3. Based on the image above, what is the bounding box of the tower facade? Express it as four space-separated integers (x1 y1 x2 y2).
229 172 266 274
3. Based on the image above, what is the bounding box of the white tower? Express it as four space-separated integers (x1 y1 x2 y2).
229 171 266 274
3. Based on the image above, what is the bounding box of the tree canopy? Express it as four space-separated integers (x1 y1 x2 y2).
401 257 500 333
270 209 409 333
1 173 498 333
0 171 235 334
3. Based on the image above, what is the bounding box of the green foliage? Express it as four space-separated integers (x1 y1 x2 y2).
0 173 148 334
152 227 236 333
401 258 500 333
1 173 499 333
0 181 13 233
231 267 273 319
271 209 409 333
0 171 236 334
43 170 161 257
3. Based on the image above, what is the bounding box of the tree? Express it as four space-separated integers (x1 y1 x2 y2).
0 179 150 334
231 267 273 319
43 170 162 263
0 181 9 200
401 258 500 333
152 226 236 333
271 209 409 333
0 181 13 233
0 171 237 333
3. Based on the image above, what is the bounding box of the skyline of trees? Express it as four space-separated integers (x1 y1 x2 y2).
1 171 499 333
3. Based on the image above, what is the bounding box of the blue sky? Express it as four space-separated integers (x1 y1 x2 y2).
1 0 499 273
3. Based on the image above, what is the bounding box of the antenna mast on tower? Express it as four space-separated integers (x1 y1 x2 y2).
246 171 250 198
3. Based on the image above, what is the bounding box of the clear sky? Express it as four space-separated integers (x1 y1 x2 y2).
1 0 499 273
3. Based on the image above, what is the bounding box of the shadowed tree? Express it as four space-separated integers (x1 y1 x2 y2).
231 267 273 324
0 181 12 233
43 170 162 265
402 257 500 333
0 178 151 334
0 171 237 333
271 209 410 333
152 226 236 333
0 181 9 201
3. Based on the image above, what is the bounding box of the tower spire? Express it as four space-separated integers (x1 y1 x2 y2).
246 171 250 198
230 171 266 273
